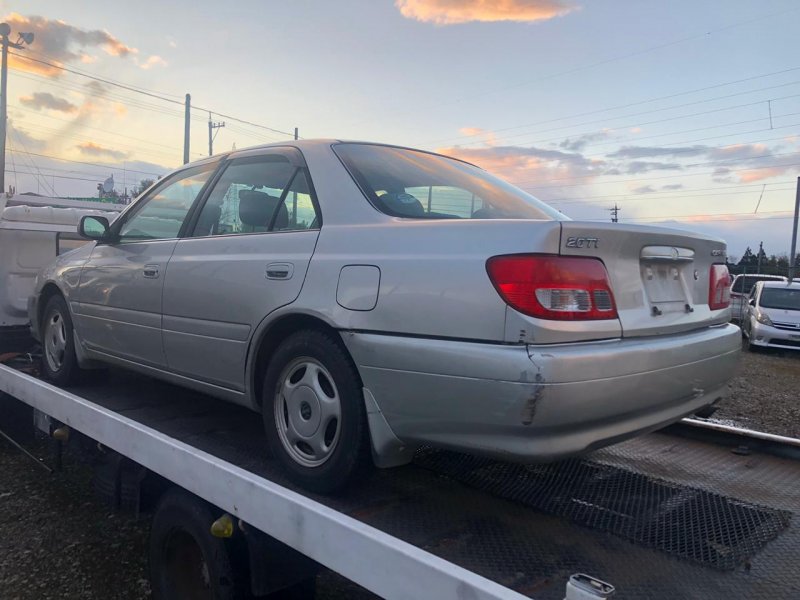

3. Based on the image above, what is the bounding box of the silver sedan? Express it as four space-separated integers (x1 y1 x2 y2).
29 140 741 493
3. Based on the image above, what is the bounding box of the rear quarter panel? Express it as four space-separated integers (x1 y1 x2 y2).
296 219 562 341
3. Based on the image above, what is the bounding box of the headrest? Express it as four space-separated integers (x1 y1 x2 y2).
239 189 287 229
379 192 424 217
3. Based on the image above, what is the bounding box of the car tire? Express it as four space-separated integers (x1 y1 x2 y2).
262 329 370 494
149 488 240 600
40 294 82 386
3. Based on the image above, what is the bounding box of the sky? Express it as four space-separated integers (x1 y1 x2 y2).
1 0 799 259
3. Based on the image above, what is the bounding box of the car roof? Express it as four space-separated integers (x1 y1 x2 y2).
759 280 800 289
182 139 482 170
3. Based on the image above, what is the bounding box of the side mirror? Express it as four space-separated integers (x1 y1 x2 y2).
79 215 111 241
748 299 756 306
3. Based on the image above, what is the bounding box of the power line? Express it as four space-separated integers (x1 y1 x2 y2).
10 51 297 139
9 51 185 106
10 103 187 153
518 160 800 190
9 124 56 196
354 6 800 130
6 148 164 176
550 182 796 205
437 87 800 150
611 210 793 222
22 47 186 100
426 66 800 146
3 167 118 184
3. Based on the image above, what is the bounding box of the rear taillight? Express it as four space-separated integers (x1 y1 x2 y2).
708 264 731 310
486 254 618 320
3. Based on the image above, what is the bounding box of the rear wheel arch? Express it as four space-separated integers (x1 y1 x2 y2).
248 312 352 409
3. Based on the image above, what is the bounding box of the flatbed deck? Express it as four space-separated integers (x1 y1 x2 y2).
1 361 798 599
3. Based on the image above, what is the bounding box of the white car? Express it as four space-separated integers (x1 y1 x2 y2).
743 280 800 351
729 274 787 322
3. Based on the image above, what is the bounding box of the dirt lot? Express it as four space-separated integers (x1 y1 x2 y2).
712 342 800 439
0 344 797 599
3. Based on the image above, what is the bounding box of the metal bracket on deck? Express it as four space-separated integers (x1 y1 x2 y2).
565 574 615 599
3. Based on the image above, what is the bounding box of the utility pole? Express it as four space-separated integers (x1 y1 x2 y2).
756 240 763 275
789 177 800 281
292 127 299 225
208 112 224 156
183 93 191 164
0 23 34 196
609 204 620 223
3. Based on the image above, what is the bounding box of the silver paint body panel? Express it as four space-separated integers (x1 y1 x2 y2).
30 140 741 464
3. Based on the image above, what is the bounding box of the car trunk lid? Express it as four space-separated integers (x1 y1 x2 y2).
559 221 729 338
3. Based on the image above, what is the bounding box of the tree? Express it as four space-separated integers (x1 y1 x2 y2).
738 247 756 267
135 179 155 196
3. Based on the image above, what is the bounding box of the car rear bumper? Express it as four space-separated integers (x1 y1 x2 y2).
749 321 800 350
343 323 741 462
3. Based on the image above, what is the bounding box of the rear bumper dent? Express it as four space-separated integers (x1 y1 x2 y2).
343 324 741 462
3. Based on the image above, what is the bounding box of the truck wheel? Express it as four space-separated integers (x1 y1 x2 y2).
263 329 370 494
149 488 239 600
40 295 82 385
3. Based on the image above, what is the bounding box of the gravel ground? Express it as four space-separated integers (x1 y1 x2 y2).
712 340 800 439
0 345 798 599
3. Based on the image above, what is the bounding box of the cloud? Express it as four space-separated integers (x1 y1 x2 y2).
559 130 610 152
609 145 707 159
7 123 48 152
84 80 108 96
77 142 129 161
395 0 577 25
662 183 683 190
626 161 683 174
458 126 498 145
4 13 137 77
609 142 771 162
632 185 656 194
19 91 77 113
438 144 603 199
738 166 793 184
139 55 168 70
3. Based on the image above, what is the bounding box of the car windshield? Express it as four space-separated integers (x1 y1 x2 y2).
333 143 565 221
732 275 783 294
760 287 800 310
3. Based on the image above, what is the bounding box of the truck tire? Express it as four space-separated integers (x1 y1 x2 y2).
149 488 240 600
262 329 370 494
40 295 82 386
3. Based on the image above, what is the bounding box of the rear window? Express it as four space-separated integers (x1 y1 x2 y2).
333 143 564 221
760 288 800 310
732 275 784 294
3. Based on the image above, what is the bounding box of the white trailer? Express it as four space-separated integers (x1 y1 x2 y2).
0 194 121 341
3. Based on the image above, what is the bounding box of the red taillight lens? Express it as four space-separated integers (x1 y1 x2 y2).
486 254 618 320
708 264 731 310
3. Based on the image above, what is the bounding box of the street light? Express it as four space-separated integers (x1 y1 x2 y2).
0 22 35 195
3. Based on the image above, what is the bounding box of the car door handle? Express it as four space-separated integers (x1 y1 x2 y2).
143 264 160 279
266 263 294 280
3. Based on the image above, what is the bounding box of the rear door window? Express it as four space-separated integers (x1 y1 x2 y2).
191 155 319 237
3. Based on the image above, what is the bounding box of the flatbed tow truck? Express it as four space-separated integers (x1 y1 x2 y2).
1 352 799 599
